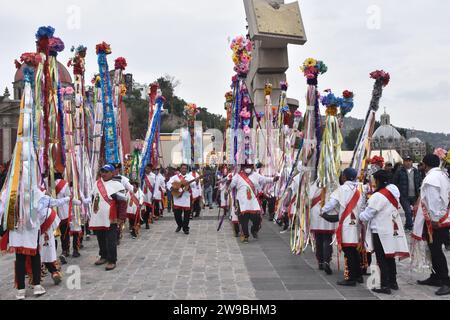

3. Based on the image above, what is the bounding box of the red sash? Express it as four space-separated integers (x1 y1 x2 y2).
41 209 57 234
55 179 67 195
379 188 399 209
336 189 361 248
177 174 192 196
129 193 141 215
97 179 117 221
144 176 154 194
239 172 262 211
311 196 322 209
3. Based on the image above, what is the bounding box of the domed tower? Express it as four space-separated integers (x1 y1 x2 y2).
12 60 73 100
372 110 407 157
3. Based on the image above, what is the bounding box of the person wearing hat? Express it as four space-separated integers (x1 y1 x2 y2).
392 156 422 231
229 163 279 243
359 170 410 294
90 164 127 271
320 167 365 286
414 154 450 296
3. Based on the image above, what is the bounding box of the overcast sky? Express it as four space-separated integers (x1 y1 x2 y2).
0 0 449 133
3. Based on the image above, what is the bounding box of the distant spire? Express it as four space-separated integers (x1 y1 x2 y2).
3 87 10 99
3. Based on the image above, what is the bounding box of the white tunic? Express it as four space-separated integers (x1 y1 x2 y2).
167 173 194 210
218 179 230 208
360 185 410 259
322 181 364 247
55 179 71 221
190 171 203 200
310 183 336 234
127 189 144 216
143 172 156 206
152 173 166 201
9 195 68 258
40 208 61 263
90 179 125 230
230 172 274 214
413 168 450 240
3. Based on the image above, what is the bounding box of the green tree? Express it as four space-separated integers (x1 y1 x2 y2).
344 127 362 151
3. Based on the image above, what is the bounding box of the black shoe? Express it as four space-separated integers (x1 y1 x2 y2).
59 255 67 265
72 251 81 258
324 263 333 275
372 287 392 295
251 231 258 239
184 231 190 235
243 237 249 244
145 225 150 230
357 276 364 284
175 227 182 233
276 219 283 227
390 282 399 291
417 277 443 287
318 263 324 271
337 280 356 287
435 285 450 296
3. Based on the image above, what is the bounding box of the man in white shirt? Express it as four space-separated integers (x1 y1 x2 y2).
230 163 279 243
167 164 194 235
415 154 450 296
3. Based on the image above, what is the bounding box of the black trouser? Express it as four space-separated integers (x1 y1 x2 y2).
373 233 397 288
44 262 58 274
60 220 80 254
426 227 450 285
129 216 137 237
96 224 118 264
314 233 333 264
261 198 268 215
143 205 152 226
266 197 276 220
192 199 201 217
174 208 191 232
15 253 41 290
239 213 261 238
152 200 163 217
342 247 361 281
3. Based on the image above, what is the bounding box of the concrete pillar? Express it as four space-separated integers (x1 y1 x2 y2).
243 0 307 113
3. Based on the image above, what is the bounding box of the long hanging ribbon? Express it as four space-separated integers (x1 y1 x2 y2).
97 51 119 164
139 98 164 183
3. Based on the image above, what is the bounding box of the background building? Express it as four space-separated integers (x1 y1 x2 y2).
372 111 426 162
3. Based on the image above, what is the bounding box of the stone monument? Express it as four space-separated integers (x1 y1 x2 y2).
243 0 307 112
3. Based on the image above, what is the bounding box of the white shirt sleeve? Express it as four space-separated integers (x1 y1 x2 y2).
321 198 339 214
359 207 378 222
423 185 444 221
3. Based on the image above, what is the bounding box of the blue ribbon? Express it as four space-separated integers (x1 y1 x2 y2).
139 98 164 184
98 52 119 164
57 81 66 167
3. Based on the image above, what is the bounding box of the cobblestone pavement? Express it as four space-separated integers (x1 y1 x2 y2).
0 208 449 300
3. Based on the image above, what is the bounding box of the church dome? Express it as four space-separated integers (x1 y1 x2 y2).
408 137 422 144
373 125 402 140
14 61 72 84
373 111 402 142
